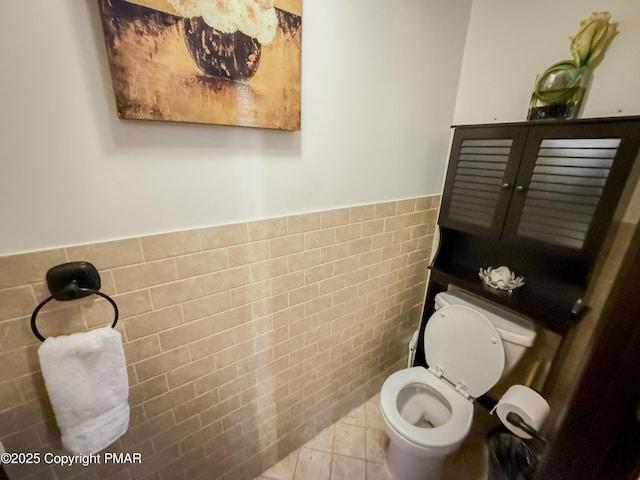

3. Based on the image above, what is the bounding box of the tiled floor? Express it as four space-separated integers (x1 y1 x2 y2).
255 393 496 480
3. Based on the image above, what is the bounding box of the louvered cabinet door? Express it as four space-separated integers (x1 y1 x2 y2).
502 122 640 257
439 127 527 238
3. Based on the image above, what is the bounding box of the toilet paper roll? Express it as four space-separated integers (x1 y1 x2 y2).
492 385 550 439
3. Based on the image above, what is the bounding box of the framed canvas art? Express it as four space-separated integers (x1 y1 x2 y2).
97 0 302 130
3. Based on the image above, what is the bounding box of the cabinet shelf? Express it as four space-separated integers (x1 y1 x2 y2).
429 263 585 335
430 227 590 335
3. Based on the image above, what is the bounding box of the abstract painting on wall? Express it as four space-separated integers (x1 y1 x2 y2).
97 0 302 130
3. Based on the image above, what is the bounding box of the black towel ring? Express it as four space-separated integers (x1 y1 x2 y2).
30 262 119 342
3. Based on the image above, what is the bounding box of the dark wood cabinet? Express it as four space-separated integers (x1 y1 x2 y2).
439 118 640 259
417 116 640 358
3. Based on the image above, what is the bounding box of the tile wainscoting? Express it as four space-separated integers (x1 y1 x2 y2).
0 196 439 480
543 220 638 427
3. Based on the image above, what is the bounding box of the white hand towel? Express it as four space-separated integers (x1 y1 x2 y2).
37 326 130 455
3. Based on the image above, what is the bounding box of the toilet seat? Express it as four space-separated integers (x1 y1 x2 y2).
424 304 505 398
380 367 473 449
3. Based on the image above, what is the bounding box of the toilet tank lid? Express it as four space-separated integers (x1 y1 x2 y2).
434 290 536 347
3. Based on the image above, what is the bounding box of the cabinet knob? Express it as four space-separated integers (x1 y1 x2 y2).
502 183 512 190
515 185 526 193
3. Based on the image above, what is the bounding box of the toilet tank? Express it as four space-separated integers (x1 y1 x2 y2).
434 289 536 375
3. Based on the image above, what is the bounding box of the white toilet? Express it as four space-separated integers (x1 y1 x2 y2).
380 289 537 480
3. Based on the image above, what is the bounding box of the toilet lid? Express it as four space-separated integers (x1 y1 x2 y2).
424 305 505 398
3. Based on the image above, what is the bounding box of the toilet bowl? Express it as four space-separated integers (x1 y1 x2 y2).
381 367 474 480
380 290 536 480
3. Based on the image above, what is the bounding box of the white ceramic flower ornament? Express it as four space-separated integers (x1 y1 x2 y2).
479 266 525 292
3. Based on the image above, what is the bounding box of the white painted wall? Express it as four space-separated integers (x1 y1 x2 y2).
454 0 640 124
454 0 640 222
0 1 472 255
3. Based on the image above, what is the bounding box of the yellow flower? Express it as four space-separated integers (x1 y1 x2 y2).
570 12 618 67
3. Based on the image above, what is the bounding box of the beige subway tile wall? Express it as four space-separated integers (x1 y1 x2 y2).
0 196 439 480
543 220 638 426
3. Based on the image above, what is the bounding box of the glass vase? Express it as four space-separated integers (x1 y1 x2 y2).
527 66 590 120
